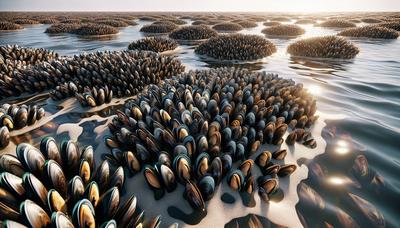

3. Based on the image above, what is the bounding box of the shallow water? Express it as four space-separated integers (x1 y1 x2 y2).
1 17 399 227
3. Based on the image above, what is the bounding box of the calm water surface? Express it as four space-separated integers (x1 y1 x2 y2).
1 19 399 227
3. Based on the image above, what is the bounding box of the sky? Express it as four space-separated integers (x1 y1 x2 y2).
0 0 399 12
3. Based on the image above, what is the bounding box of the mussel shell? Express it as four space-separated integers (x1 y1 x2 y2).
239 159 254 177
84 181 100 208
109 166 125 190
159 164 177 192
16 143 45 176
0 126 10 149
100 220 117 228
210 157 222 184
184 181 205 212
227 169 244 191
79 159 92 185
68 176 85 204
113 195 137 227
20 200 51 228
96 186 120 219
44 160 67 197
221 154 232 176
48 189 67 214
255 151 271 168
51 211 74 228
1 115 14 130
95 160 110 192
277 164 297 177
60 141 81 175
0 154 24 177
72 199 96 228
173 154 191 183
124 151 141 175
0 186 20 211
14 107 28 129
0 172 25 197
22 173 48 208
81 145 95 171
40 136 62 166
144 165 162 190
264 164 280 175
257 177 278 194
0 201 21 221
272 149 287 160
0 220 27 228
198 175 215 201
195 152 209 179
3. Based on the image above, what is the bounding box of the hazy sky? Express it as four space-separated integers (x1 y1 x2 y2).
1 0 399 12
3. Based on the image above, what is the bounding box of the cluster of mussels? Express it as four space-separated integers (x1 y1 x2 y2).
232 20 258 28
262 24 305 37
0 45 59 98
45 23 119 36
361 18 383 23
72 23 119 36
45 23 82 34
317 19 357 28
377 21 400 31
212 22 244 32
0 21 23 31
105 68 318 214
0 103 46 147
169 25 218 40
95 19 130 28
128 37 178 53
263 21 281 27
13 19 39 25
338 25 399 39
195 34 277 61
287 36 360 59
295 19 316 24
12 50 184 105
0 137 162 227
140 21 178 34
